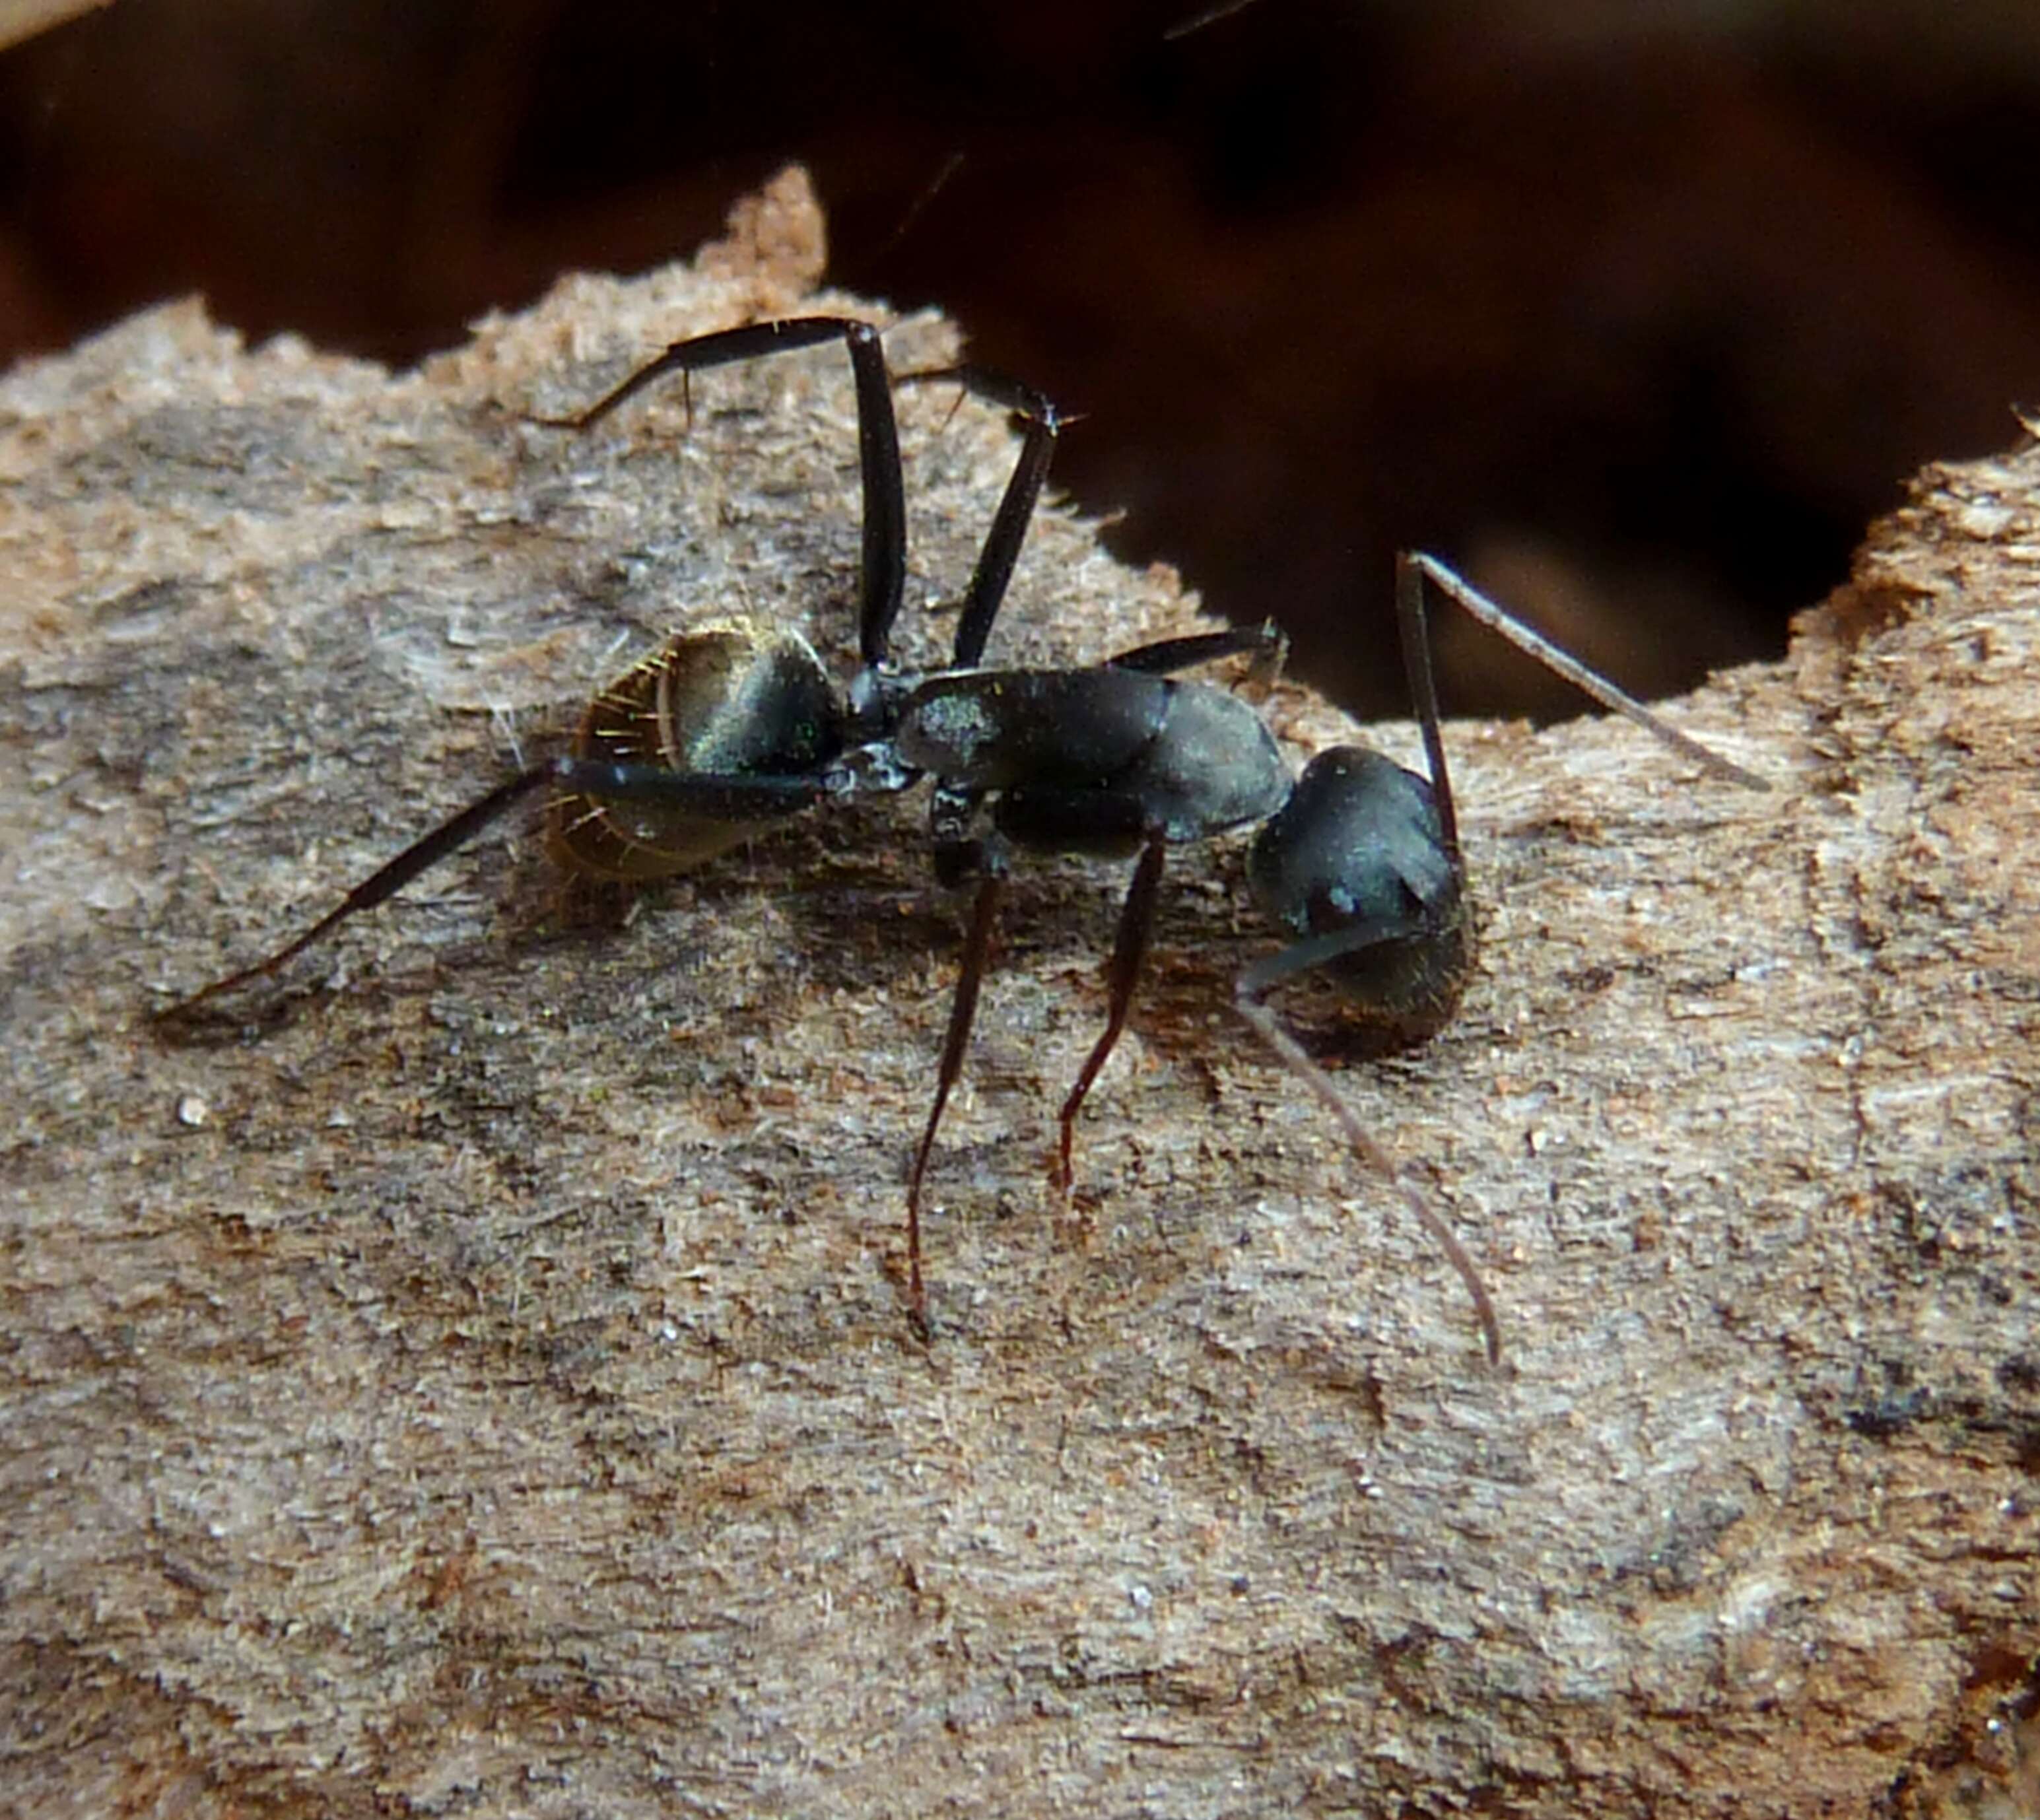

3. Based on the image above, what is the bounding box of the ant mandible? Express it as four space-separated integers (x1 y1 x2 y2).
158 315 1767 1363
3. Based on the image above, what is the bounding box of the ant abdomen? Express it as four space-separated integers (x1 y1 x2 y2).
553 617 841 880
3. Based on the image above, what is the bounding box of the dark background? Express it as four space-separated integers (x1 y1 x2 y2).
6 0 2040 716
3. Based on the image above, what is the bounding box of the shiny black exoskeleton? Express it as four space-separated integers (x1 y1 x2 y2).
159 317 1766 1363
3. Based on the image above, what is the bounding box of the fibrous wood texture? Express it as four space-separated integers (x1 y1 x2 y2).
1 171 2034 1819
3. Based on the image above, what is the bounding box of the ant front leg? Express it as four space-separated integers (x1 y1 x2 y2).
903 815 1171 1328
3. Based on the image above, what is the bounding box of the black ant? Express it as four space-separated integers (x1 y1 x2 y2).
156 314 1767 1362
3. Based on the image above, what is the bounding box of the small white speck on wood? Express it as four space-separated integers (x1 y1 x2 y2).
1 168 2035 1818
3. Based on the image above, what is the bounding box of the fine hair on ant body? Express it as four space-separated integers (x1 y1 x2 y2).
158 315 1767 1363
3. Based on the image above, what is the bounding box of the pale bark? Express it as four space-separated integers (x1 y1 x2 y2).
1 168 2033 1819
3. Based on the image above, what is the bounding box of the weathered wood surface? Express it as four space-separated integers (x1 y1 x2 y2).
1 172 2034 1819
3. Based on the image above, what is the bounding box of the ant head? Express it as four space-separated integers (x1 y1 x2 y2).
1246 745 1472 1044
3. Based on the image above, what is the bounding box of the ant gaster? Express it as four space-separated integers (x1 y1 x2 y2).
159 315 1767 1363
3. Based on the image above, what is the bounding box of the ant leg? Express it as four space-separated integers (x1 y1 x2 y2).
158 759 825 1023
550 759 823 820
1055 829 1169 1195
1402 551 1769 792
156 762 559 1023
897 366 1065 669
1105 621 1288 681
539 317 908 669
906 850 1008 1335
1235 935 1503 1365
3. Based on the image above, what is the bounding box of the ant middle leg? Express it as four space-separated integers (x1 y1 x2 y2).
904 358 1285 687
1054 829 1169 1196
906 838 1009 1337
904 813 1173 1324
544 329 1082 681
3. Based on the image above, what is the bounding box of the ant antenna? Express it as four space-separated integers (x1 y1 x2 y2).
1237 972 1503 1365
1404 553 1769 792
